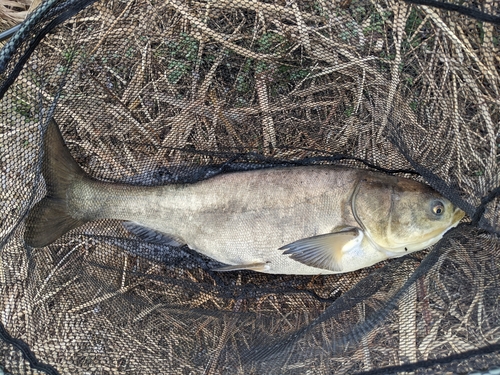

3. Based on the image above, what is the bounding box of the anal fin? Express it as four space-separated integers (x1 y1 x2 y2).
212 262 269 272
123 221 184 246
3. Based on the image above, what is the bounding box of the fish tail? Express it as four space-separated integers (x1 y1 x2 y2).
24 119 90 248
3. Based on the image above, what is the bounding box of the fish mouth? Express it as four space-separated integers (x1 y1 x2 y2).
452 207 466 225
400 206 466 250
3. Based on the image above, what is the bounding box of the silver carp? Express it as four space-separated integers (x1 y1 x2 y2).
24 120 465 274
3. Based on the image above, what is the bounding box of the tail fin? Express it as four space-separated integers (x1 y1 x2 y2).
24 120 90 248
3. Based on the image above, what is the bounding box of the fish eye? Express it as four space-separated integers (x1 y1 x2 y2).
431 201 445 216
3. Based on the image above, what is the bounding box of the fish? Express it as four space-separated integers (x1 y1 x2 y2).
24 120 465 275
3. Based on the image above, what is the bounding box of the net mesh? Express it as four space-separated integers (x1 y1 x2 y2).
0 0 499 374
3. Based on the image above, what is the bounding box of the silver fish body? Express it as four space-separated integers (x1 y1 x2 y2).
24 121 465 274
71 166 370 274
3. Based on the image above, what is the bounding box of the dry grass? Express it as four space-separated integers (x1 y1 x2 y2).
0 0 499 373
0 0 31 30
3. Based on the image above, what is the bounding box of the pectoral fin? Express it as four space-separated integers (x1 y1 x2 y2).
280 228 362 272
123 222 184 246
212 263 269 272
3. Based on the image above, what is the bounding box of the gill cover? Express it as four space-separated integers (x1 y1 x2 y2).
351 173 461 254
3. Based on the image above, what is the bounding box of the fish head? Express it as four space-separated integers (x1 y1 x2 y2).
351 174 465 255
